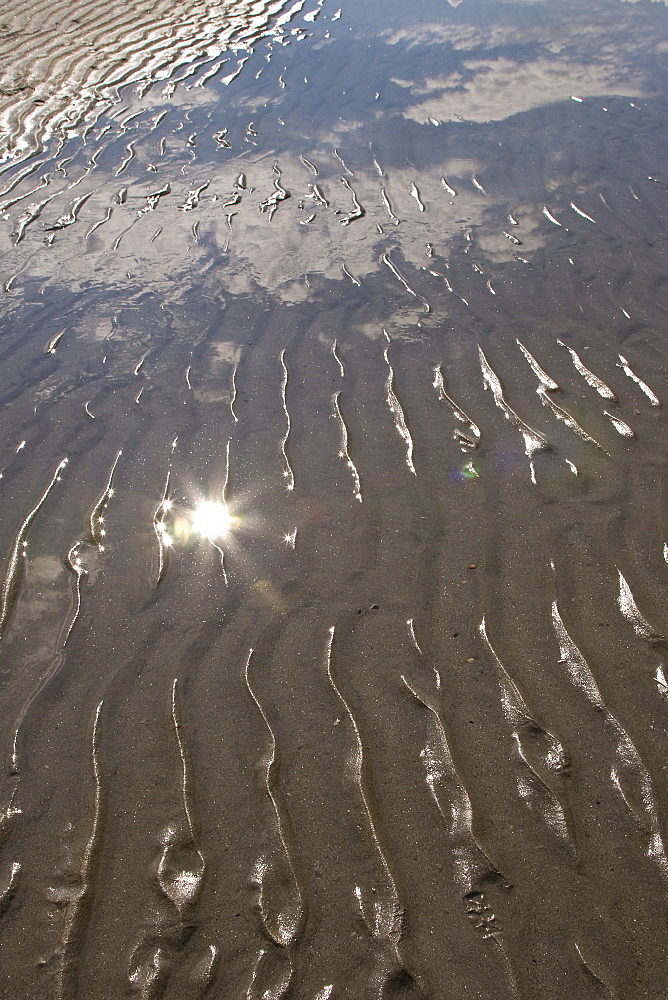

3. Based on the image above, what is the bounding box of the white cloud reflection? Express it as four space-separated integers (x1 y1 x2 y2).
393 57 646 124
382 3 662 123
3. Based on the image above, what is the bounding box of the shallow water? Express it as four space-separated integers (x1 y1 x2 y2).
0 0 667 996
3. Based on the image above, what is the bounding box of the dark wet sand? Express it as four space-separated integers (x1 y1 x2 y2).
0 0 667 997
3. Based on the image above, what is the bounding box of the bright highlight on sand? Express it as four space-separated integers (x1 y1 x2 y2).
192 501 232 540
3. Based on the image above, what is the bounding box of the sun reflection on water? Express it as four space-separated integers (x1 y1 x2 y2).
191 501 234 541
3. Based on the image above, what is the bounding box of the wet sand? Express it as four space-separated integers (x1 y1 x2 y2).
0 0 667 997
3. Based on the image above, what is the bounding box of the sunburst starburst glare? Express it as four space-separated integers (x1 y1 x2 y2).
191 501 233 540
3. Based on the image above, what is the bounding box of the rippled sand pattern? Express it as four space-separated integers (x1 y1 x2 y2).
0 0 301 163
0 0 666 997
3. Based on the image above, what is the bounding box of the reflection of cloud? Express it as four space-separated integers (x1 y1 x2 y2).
11 0 648 330
384 23 521 51
476 204 545 259
197 155 493 296
382 5 665 119
194 340 244 402
354 320 428 342
12 137 550 319
29 556 66 585
398 57 646 124
210 342 243 365
382 14 666 54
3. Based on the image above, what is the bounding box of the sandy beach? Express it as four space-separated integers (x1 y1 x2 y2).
0 0 666 996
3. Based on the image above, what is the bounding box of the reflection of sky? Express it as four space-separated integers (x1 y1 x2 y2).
0 0 665 314
380 1 664 123
391 57 646 123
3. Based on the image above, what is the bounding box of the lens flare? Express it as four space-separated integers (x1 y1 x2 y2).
192 501 233 540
